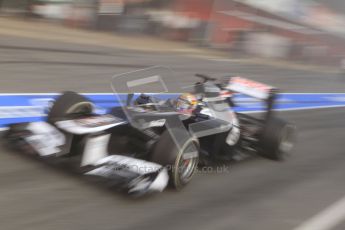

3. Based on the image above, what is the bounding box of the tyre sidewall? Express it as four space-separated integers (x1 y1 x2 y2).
48 91 93 123
259 117 295 160
150 128 199 189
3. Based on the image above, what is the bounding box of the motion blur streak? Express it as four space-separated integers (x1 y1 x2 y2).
0 0 345 230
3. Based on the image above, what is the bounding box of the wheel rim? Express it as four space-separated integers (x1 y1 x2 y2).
177 141 199 184
278 125 295 153
66 102 93 115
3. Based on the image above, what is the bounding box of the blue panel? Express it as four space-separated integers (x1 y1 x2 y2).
0 93 345 128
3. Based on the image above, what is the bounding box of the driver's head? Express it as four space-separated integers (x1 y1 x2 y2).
176 93 197 114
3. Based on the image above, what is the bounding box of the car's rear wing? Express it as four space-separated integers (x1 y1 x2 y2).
226 76 278 121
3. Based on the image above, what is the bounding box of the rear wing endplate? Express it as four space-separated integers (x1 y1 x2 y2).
226 76 278 120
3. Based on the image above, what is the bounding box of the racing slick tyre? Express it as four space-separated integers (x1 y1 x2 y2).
47 91 94 123
259 117 296 160
150 128 199 190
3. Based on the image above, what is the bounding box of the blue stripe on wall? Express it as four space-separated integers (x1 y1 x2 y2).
0 93 344 128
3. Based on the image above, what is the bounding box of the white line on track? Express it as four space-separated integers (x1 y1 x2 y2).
293 195 345 230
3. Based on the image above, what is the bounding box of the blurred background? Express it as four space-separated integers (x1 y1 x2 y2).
1 0 345 66
1 1 345 230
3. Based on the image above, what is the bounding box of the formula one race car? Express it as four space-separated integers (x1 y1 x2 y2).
4 67 296 196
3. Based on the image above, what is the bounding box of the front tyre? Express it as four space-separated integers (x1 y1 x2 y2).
47 91 94 123
150 128 199 190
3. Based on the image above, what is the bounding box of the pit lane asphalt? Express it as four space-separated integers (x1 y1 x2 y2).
0 34 345 230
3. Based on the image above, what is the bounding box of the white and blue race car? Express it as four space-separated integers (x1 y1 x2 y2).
3 68 296 196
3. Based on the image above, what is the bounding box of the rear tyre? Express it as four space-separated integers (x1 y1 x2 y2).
47 91 94 123
150 128 199 190
259 117 296 160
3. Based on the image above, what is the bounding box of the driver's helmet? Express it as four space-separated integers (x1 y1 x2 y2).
175 93 198 114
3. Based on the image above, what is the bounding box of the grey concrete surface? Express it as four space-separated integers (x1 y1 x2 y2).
0 34 345 230
0 35 344 93
335 221 345 230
